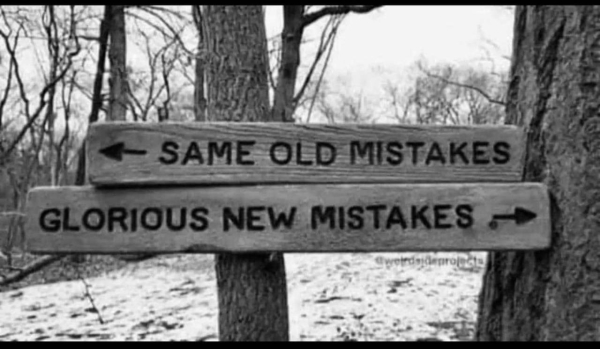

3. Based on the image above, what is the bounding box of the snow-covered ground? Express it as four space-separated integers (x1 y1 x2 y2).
0 252 486 341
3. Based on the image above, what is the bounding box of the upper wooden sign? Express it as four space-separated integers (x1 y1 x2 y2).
86 122 527 186
24 183 550 254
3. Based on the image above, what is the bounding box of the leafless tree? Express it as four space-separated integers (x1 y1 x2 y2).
195 5 384 341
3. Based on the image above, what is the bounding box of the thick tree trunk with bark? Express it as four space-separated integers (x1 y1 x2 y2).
202 6 289 341
476 5 600 341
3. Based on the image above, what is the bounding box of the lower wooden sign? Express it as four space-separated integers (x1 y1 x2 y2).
24 183 551 253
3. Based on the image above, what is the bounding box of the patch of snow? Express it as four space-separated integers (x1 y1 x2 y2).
0 252 486 341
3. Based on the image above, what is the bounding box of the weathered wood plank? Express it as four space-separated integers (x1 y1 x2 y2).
24 183 550 253
86 122 527 185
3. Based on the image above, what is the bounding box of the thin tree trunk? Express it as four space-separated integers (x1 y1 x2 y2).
476 5 600 341
71 5 111 265
108 5 128 121
203 6 289 341
271 6 304 122
46 6 59 186
75 6 109 187
193 5 207 122
107 5 154 263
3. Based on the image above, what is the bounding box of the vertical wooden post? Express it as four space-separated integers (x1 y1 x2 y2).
200 6 289 341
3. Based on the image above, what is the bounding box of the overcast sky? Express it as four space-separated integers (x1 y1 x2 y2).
5 6 516 131
265 5 514 121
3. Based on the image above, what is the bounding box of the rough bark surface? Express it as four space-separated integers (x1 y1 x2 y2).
203 6 289 341
204 6 271 123
476 6 600 341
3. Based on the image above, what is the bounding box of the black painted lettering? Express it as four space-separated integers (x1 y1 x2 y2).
108 207 128 232
316 142 336 166
82 208 105 231
268 207 296 229
411 205 432 229
338 207 345 229
450 142 469 165
425 142 446 165
376 141 384 164
348 206 364 230
182 142 203 165
39 208 61 232
237 141 255 165
208 142 232 165
62 208 80 231
493 142 511 164
166 208 187 231
365 204 387 229
247 206 266 231
190 207 209 231
350 141 374 165
472 141 490 164
433 204 452 229
311 206 335 230
296 143 313 166
406 142 425 165
270 142 292 165
140 208 163 231
223 207 243 232
159 141 179 165
456 204 474 229
130 208 138 232
386 206 408 229
386 142 403 165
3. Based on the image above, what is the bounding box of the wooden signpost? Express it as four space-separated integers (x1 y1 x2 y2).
24 183 550 254
24 122 551 253
86 122 527 185
21 121 552 342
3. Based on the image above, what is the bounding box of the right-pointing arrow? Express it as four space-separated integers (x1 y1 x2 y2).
493 207 537 225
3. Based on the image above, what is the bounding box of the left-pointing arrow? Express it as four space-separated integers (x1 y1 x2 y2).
99 142 147 161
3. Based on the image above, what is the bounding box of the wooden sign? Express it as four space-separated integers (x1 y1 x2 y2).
86 122 527 186
24 183 550 254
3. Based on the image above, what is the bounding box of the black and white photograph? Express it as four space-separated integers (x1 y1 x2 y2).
0 5 598 341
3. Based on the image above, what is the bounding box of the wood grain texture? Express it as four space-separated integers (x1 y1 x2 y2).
87 122 527 186
24 183 550 253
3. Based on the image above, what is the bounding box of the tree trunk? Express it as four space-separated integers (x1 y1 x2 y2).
70 5 112 265
192 5 207 122
203 6 289 341
476 5 600 341
108 5 128 121
271 6 304 122
107 5 153 263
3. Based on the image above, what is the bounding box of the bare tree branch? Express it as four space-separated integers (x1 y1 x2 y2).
0 23 16 128
0 254 64 286
305 25 337 124
302 5 383 28
127 6 195 59
0 6 81 163
293 14 343 107
419 64 506 106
